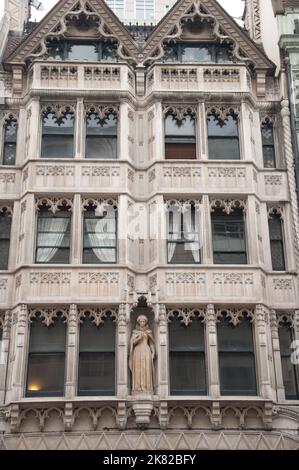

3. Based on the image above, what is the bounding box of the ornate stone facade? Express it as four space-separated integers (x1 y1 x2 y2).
0 0 298 450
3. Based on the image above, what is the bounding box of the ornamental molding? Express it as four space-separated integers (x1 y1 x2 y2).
0 111 18 125
268 205 284 219
36 165 75 177
28 308 69 326
261 114 277 126
41 103 76 118
206 104 240 121
78 272 119 284
78 307 118 326
208 167 246 178
0 204 13 216
163 104 197 120
210 199 247 214
82 197 118 211
166 272 206 285
0 173 16 183
216 308 254 326
30 272 71 285
165 199 201 211
167 307 205 326
273 279 293 291
0 279 8 290
142 0 274 69
81 166 120 177
264 175 282 186
163 166 201 178
213 273 253 285
5 0 139 65
36 197 73 213
84 104 119 118
0 313 4 330
276 312 296 329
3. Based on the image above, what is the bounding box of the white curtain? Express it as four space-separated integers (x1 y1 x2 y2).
37 218 69 263
167 208 181 262
86 215 116 263
183 207 200 263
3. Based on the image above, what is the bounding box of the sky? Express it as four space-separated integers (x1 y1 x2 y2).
0 0 244 24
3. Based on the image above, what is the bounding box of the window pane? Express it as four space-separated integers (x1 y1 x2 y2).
212 212 247 264
86 137 117 159
170 352 206 395
263 146 276 168
208 115 238 137
218 319 254 351
68 44 98 61
0 215 11 270
208 138 240 160
165 143 196 159
165 114 195 137
181 45 212 62
29 318 66 353
269 216 285 270
42 112 74 158
3 144 16 165
80 317 115 352
86 113 117 159
219 352 257 395
281 356 299 399
78 352 115 395
36 212 71 264
169 317 205 351
26 353 65 397
261 124 274 145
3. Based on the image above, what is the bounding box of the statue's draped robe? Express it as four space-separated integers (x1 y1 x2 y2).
129 327 155 393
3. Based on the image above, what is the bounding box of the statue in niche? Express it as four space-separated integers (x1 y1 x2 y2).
129 315 155 394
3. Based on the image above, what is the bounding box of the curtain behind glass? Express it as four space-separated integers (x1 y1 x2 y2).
37 217 69 263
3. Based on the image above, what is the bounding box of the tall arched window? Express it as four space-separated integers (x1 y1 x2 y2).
2 115 17 165
41 106 75 158
164 110 196 159
207 108 240 160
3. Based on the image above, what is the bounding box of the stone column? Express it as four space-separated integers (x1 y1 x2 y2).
254 305 272 399
116 303 129 398
202 195 213 265
118 195 128 266
27 98 40 159
8 201 20 271
281 100 299 269
240 101 252 161
65 304 79 399
198 102 208 160
269 310 285 401
153 102 163 162
205 304 220 398
155 304 168 399
75 98 84 159
15 107 27 166
246 196 259 265
0 310 11 404
119 100 129 162
70 194 82 264
8 304 29 402
23 194 36 265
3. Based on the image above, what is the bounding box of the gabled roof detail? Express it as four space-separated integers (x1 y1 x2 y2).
5 0 140 64
142 0 275 70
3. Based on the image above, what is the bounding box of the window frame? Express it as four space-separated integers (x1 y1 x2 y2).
261 118 276 169
82 202 118 264
217 312 258 397
46 39 118 62
77 313 116 396
207 110 240 161
35 202 72 265
85 110 118 160
168 312 207 396
162 42 233 64
1 115 18 166
40 108 75 159
268 210 286 271
211 207 247 265
25 313 67 398
164 112 197 160
0 208 12 271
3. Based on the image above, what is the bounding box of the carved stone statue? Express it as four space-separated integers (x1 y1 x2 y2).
129 315 155 394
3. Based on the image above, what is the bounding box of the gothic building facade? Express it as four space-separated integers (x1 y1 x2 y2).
0 0 299 450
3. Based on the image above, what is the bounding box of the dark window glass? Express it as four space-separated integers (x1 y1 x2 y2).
167 203 201 264
36 204 71 264
262 121 276 168
86 113 117 159
0 211 12 270
83 204 117 264
68 43 98 61
218 315 257 395
269 214 285 271
165 114 196 159
279 323 299 400
78 316 115 395
46 40 117 62
3 117 17 165
169 315 206 395
163 43 232 64
26 316 66 397
41 111 74 158
212 209 247 264
208 113 240 160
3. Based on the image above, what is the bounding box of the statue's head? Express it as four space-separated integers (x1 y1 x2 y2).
136 315 148 329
